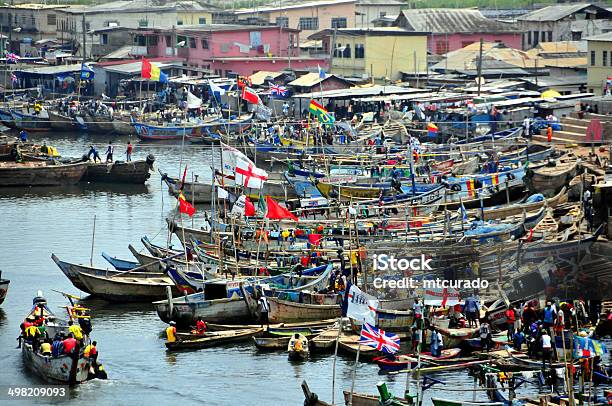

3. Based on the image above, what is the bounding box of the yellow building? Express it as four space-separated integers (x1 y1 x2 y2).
586 32 612 95
310 28 428 81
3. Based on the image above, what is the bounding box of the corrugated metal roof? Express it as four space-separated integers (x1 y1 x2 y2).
101 61 177 75
235 0 355 14
517 3 612 22
586 32 612 42
249 71 284 86
398 8 518 34
541 57 587 68
293 84 421 99
536 41 586 53
289 72 350 88
16 64 83 75
432 43 538 71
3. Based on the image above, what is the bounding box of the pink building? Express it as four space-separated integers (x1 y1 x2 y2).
131 25 328 77
394 9 521 54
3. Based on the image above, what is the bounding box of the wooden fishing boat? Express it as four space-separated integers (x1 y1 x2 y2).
475 187 568 221
75 271 175 302
48 110 76 131
253 335 291 350
207 318 337 332
166 327 263 350
153 280 253 326
338 334 378 360
343 391 410 406
128 244 169 273
374 348 461 372
101 252 139 271
526 160 577 195
431 398 504 406
568 173 597 200
287 333 309 361
435 326 479 348
521 224 603 261
0 161 87 187
311 326 342 352
21 295 92 384
52 253 90 293
11 109 51 132
267 297 341 323
82 158 154 184
111 117 134 136
0 271 9 305
134 121 214 141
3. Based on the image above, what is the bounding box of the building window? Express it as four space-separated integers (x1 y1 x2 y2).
380 11 386 18
201 38 209 49
298 17 318 30
435 39 449 54
47 13 56 26
331 17 347 29
199 17 206 25
541 31 546 42
165 35 172 45
177 20 183 25
333 43 343 58
591 50 595 66
189 37 196 48
533 31 539 45
547 31 552 42
138 19 148 27
603 51 608 67
354 43 364 58
527 31 531 45
100 33 108 45
276 16 288 28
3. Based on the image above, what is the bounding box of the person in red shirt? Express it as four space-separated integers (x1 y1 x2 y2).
126 141 133 162
63 334 77 355
195 318 207 334
505 307 516 341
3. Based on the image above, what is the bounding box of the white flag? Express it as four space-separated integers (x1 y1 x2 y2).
423 287 460 307
186 91 202 109
235 157 268 189
220 142 252 179
230 195 246 217
209 81 226 96
216 183 229 199
346 284 378 325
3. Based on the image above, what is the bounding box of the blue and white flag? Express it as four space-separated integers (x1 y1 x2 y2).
318 64 326 79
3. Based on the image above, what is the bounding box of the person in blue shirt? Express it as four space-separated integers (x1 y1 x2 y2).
542 301 556 330
390 166 402 192
19 130 27 142
87 145 101 163
464 295 479 328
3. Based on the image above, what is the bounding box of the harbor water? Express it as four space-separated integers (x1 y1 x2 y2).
0 133 607 405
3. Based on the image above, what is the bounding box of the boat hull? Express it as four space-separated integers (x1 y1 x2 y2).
75 271 174 302
22 344 91 384
0 279 9 304
268 297 341 323
154 295 251 326
0 162 86 187
83 160 152 184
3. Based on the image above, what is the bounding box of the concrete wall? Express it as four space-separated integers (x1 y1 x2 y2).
329 33 427 80
355 4 402 28
587 39 612 95
429 33 522 54
176 11 214 26
241 2 356 39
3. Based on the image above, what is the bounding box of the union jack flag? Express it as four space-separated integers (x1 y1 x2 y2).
359 323 400 354
270 83 288 97
6 53 20 63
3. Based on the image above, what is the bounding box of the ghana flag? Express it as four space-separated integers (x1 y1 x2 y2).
309 100 335 126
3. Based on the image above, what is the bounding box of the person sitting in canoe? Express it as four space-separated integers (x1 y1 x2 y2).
290 334 304 352
192 318 207 335
166 321 177 343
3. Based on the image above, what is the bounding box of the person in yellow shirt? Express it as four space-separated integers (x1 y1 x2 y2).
84 341 98 361
166 321 177 343
68 321 83 341
40 340 52 356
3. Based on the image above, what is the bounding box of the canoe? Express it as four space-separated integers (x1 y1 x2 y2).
0 161 87 187
253 335 291 350
374 348 461 372
287 333 309 361
0 273 9 305
51 253 91 293
166 327 263 350
431 398 504 406
526 160 577 196
75 270 176 302
343 391 410 406
436 326 479 348
267 297 341 323
82 159 154 184
475 186 568 221
134 121 214 141
206 319 337 332
11 110 51 132
338 335 378 360
101 252 139 271
48 110 76 131
311 327 342 352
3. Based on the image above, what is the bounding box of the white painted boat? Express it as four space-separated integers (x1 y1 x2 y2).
75 271 175 302
22 343 91 384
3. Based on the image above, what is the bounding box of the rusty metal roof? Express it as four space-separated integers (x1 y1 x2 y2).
397 8 518 34
517 3 612 22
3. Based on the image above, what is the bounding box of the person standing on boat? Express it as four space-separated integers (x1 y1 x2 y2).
464 295 479 328
540 329 552 368
479 319 492 352
166 321 177 343
126 141 133 162
105 141 114 163
19 130 27 142
430 327 443 357
411 314 423 352
522 116 531 138
542 301 557 330
88 145 101 163
505 306 516 341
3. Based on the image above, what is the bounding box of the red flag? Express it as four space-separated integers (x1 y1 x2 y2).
141 58 152 79
245 196 255 216
180 166 187 190
241 87 260 104
178 192 196 216
265 196 298 221
308 233 322 246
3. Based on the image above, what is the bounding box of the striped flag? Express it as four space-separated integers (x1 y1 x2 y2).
308 99 334 126
492 173 499 186
466 178 476 197
359 323 400 354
